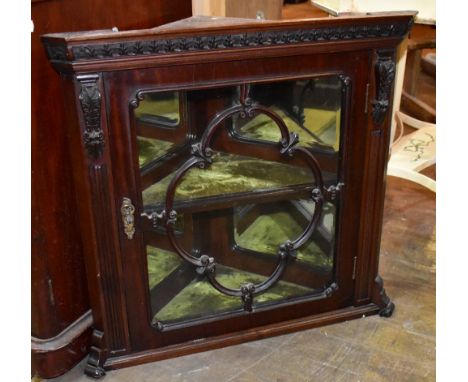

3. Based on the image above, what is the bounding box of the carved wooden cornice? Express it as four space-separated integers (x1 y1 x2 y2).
44 19 413 63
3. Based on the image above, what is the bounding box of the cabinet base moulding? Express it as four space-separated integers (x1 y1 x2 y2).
103 303 384 372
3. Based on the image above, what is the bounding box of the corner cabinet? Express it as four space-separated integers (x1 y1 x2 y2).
42 13 414 378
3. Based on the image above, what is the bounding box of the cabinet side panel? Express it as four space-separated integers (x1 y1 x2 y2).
354 49 397 305
31 6 89 341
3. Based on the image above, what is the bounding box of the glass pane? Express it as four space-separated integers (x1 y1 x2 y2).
134 91 185 171
234 201 335 270
147 246 183 290
135 92 180 127
233 77 342 151
137 136 174 168
233 200 335 307
146 200 337 325
147 245 317 324
137 77 343 329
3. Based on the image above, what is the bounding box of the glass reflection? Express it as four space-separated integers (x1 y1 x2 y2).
135 91 184 171
135 92 180 127
233 77 342 151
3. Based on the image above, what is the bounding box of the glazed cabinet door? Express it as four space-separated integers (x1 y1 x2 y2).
107 51 371 351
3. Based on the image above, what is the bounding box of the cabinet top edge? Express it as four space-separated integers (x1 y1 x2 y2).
42 13 416 43
41 13 416 71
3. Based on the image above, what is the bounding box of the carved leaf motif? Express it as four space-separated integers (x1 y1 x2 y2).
372 55 396 124
67 21 413 62
79 81 104 158
46 45 68 60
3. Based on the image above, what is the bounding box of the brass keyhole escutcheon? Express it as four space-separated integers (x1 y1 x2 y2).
121 197 135 239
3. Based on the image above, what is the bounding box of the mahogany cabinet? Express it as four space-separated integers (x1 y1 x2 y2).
42 13 415 377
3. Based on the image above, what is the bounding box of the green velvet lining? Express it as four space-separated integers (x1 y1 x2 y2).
234 210 333 269
137 137 174 168
154 263 313 323
146 201 334 323
239 106 340 151
142 152 312 206
147 246 183 289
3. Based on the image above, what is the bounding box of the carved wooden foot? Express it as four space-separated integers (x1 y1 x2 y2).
84 330 107 379
84 362 106 379
375 275 395 317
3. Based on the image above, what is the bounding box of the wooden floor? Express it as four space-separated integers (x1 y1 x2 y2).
43 175 435 382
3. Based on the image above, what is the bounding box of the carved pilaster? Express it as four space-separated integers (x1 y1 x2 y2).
89 164 129 352
78 75 104 159
371 52 396 125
